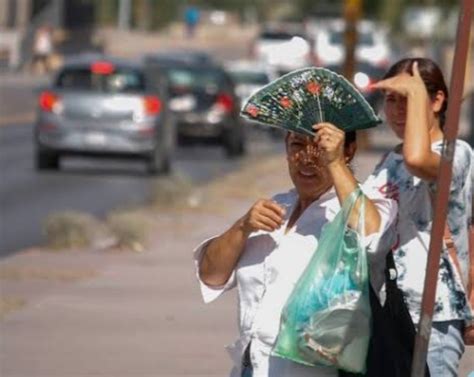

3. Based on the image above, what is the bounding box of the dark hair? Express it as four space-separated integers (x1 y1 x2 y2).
345 130 356 147
383 57 449 127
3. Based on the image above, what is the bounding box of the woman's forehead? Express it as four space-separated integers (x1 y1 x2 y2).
384 90 405 98
288 132 312 143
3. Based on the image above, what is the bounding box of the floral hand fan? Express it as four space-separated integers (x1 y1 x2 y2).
241 67 381 136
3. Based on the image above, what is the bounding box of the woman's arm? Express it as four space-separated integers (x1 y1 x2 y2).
199 199 284 286
402 87 441 180
313 123 381 235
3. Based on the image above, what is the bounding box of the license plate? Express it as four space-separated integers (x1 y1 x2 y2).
169 95 196 112
84 132 106 145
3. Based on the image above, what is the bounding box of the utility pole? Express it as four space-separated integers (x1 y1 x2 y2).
118 0 131 31
410 0 474 375
343 0 361 83
15 0 32 30
137 0 153 31
343 0 368 148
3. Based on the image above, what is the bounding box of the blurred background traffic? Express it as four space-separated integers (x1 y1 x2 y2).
0 0 473 254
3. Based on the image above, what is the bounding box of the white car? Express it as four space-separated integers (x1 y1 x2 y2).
314 20 392 68
251 26 314 75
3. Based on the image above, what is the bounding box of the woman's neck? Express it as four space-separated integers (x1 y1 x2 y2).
429 123 444 143
299 184 332 211
286 188 331 233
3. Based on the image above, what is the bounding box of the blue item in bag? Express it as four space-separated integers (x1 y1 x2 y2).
273 188 371 373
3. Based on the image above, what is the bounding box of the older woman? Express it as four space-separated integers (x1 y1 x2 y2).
193 124 397 377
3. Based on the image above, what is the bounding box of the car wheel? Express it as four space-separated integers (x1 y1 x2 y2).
146 148 170 175
224 129 246 158
36 150 60 170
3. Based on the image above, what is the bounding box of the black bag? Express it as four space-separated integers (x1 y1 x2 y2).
339 252 430 377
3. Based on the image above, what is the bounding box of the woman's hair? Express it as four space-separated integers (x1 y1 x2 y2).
383 57 449 127
345 130 356 147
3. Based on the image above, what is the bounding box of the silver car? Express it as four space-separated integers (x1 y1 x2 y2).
35 56 175 174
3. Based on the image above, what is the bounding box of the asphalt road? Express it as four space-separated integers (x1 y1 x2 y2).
0 122 281 256
0 32 262 256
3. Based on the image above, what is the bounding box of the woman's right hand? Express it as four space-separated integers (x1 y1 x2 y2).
371 61 427 98
241 199 286 235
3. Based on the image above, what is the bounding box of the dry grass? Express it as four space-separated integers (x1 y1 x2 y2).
151 173 197 209
42 154 290 253
106 210 156 252
44 211 113 250
0 297 26 320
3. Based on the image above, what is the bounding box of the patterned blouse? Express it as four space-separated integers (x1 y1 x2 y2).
364 139 473 324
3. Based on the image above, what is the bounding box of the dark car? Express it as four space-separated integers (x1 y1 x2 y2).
145 56 245 157
144 49 215 66
34 55 175 174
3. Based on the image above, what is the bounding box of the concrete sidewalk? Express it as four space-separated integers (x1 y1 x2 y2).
0 148 473 376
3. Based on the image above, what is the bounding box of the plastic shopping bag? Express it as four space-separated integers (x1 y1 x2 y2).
273 188 371 373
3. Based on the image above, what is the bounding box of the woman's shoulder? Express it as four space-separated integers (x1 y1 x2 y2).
430 139 473 189
370 150 401 173
431 139 472 157
455 139 473 158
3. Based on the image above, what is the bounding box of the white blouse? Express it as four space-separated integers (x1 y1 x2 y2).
194 188 396 377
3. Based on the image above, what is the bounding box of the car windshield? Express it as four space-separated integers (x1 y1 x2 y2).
56 67 146 93
329 31 374 46
229 71 269 85
167 68 225 91
259 31 297 40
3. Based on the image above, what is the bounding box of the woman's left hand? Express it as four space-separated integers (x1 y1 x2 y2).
312 123 345 167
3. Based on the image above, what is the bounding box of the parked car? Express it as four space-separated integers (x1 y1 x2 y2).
34 55 175 174
251 24 315 75
224 59 282 137
144 49 215 66
314 19 392 69
224 60 276 106
145 56 245 157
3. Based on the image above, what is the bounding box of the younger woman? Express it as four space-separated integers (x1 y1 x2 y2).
366 57 473 376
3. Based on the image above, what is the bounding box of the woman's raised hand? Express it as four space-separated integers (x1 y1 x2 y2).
312 122 345 166
241 199 286 235
371 61 427 98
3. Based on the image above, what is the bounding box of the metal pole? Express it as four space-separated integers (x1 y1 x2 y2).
118 0 131 31
410 1 474 376
470 91 474 147
343 0 361 83
343 0 370 149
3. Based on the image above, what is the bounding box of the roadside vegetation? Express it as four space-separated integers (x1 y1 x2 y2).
41 153 290 253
